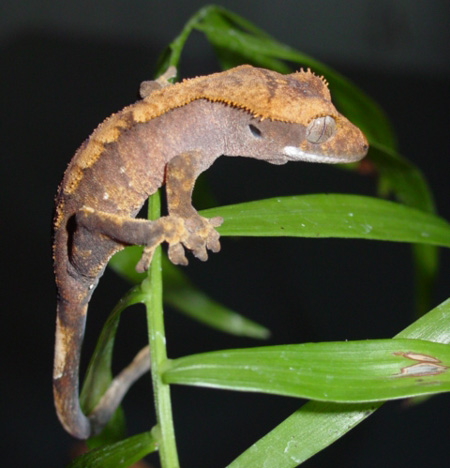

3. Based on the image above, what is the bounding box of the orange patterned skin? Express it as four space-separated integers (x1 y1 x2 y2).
52 65 368 438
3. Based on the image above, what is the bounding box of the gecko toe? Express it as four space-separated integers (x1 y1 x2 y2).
206 233 221 253
193 245 209 261
210 216 223 228
168 243 189 266
135 246 155 272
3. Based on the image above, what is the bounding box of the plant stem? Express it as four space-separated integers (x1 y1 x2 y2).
142 191 179 468
156 4 213 73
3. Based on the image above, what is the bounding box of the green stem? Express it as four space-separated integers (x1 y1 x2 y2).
156 5 214 73
142 191 179 468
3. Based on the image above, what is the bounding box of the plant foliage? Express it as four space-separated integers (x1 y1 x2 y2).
70 5 449 467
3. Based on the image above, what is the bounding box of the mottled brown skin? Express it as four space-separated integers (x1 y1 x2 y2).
53 65 368 439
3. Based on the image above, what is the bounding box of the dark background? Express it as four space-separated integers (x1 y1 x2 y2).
1 1 449 466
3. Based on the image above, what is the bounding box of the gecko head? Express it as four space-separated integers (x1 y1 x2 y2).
229 112 368 165
280 113 369 164
222 67 368 165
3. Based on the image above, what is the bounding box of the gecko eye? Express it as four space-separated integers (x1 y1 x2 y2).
306 116 336 144
249 124 262 138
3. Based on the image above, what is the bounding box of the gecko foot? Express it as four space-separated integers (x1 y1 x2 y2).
135 214 223 271
169 214 223 265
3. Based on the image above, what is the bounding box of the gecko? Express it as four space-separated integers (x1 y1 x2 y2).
52 64 368 439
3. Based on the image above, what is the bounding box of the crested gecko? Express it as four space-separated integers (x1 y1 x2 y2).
53 64 368 439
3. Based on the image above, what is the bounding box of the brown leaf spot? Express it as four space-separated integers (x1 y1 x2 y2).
393 351 448 378
393 351 441 363
396 362 447 378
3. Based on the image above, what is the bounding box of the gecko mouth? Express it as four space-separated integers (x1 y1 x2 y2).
282 146 351 163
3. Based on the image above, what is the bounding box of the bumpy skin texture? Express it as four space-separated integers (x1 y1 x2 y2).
53 65 368 439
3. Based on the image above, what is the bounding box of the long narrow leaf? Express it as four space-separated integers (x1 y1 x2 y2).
80 287 146 413
68 431 156 468
200 194 450 247
227 298 450 467
80 287 146 447
164 276 270 339
163 339 450 402
194 6 396 149
369 143 434 212
191 5 437 313
368 143 438 315
109 247 270 339
228 401 378 468
117 5 438 319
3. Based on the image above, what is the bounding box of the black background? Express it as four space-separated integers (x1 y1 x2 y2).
2 1 449 467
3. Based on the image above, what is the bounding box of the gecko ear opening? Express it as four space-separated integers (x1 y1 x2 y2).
249 124 262 138
306 116 336 144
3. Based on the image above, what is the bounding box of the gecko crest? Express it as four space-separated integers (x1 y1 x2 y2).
53 64 368 439
60 65 341 198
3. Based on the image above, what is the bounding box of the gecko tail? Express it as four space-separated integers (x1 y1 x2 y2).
53 291 152 439
53 297 93 439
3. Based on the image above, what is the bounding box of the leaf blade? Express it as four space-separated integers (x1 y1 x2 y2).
193 6 437 315
80 286 146 447
227 298 450 467
155 5 437 314
109 248 270 339
194 9 396 149
163 339 450 402
227 401 377 468
67 431 157 468
200 194 450 247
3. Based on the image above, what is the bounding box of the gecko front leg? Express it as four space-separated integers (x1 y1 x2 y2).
164 150 223 266
73 150 222 274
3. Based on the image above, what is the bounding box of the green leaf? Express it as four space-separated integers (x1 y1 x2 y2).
193 7 396 150
109 248 270 339
206 6 438 314
369 143 434 212
163 257 270 339
80 287 146 447
368 143 438 315
163 339 450 402
80 287 146 411
196 10 292 73
154 5 219 75
227 298 450 467
153 5 437 313
109 246 147 285
200 194 450 247
67 431 157 468
155 5 395 149
228 401 377 468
